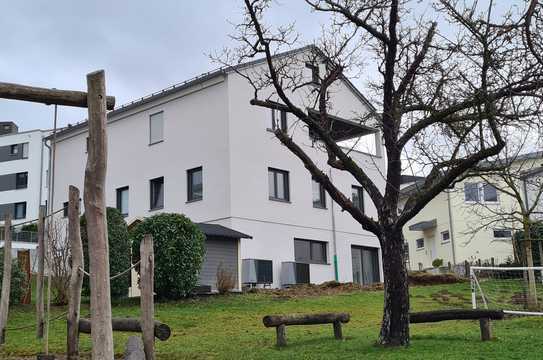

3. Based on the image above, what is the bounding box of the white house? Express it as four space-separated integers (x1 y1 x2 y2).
0 122 50 267
49 47 386 291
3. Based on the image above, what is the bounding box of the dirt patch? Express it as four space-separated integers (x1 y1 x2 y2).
408 271 465 286
246 281 383 298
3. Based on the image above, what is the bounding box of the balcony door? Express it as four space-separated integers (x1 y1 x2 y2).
351 246 380 285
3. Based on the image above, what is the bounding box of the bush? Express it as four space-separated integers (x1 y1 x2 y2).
0 250 26 304
216 263 236 294
81 207 131 299
432 258 444 268
131 213 205 299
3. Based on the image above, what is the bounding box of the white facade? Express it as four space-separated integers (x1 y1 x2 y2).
50 49 385 289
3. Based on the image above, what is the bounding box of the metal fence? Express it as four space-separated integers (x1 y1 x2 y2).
0 230 38 243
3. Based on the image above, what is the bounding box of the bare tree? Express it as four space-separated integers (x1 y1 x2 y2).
46 216 71 305
220 0 543 345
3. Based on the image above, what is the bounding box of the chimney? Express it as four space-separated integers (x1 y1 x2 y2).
0 122 18 135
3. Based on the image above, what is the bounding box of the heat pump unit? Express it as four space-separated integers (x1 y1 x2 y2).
280 262 310 286
242 259 273 285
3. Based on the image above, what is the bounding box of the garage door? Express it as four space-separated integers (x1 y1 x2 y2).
198 236 238 291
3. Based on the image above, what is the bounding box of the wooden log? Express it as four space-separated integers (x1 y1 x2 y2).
0 81 115 110
67 186 84 360
409 309 504 323
276 324 287 347
263 313 350 327
479 318 492 341
36 206 45 338
140 235 155 360
78 318 171 341
0 214 12 344
333 321 343 340
84 70 114 360
124 336 145 360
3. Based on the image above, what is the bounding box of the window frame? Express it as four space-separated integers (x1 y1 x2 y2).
441 230 450 243
464 182 499 204
294 238 328 264
63 201 69 218
149 176 164 211
149 111 164 145
116 186 129 217
187 166 203 202
415 238 425 250
22 143 29 159
312 177 326 209
14 202 27 220
268 167 290 202
15 172 28 189
271 109 288 132
493 229 512 240
9 144 18 156
305 62 320 84
351 185 364 213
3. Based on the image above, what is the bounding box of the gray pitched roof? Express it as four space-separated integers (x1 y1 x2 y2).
196 223 252 239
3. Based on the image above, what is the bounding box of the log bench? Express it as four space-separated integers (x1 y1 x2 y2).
78 318 171 341
409 309 505 341
262 313 350 347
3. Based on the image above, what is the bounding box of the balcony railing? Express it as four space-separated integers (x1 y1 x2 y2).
0 230 38 243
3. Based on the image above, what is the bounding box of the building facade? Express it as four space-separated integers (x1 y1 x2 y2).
50 48 386 290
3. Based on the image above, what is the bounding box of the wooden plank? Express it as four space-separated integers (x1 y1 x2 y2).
409 309 504 323
263 313 350 327
78 318 171 341
36 206 45 339
0 81 115 110
0 214 12 344
84 70 114 359
124 336 145 360
140 235 155 360
67 186 84 360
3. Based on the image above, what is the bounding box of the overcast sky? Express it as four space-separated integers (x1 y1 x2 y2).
0 0 328 131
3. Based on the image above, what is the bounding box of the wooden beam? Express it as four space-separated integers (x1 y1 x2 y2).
78 318 171 341
0 214 12 344
409 309 504 323
140 235 155 360
124 336 145 360
36 206 45 339
0 82 115 110
84 70 114 359
262 313 350 327
67 186 83 360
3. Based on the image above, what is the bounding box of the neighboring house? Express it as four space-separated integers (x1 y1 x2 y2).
48 46 386 292
522 166 543 221
0 122 50 270
400 152 543 270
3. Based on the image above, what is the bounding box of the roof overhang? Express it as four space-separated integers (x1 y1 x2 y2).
196 223 253 239
408 219 437 231
308 109 377 141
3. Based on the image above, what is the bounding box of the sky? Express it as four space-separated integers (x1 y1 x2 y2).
0 0 326 131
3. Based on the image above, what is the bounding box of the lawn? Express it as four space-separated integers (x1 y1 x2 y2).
2 282 543 359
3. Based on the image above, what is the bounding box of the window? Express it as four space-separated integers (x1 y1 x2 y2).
271 109 287 132
441 230 450 243
116 186 129 216
9 144 18 155
493 229 512 239
187 167 203 202
15 172 28 189
416 238 425 249
86 137 89 153
22 143 29 158
14 202 26 220
149 112 164 145
464 182 499 203
268 168 290 201
63 202 69 217
352 186 364 213
312 178 326 208
150 177 164 210
294 238 327 264
482 183 498 202
464 183 479 202
305 62 320 84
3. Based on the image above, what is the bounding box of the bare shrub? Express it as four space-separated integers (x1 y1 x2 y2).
216 263 236 294
46 216 71 305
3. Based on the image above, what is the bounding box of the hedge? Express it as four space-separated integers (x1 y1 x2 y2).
0 250 26 304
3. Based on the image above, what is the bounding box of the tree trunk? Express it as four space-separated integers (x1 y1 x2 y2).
378 228 410 346
0 214 12 344
523 219 538 311
36 206 45 338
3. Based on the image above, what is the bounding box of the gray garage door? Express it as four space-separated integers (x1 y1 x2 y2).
198 236 238 291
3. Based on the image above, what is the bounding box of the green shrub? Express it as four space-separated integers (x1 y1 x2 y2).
0 250 26 304
81 207 131 299
432 258 444 268
131 213 205 299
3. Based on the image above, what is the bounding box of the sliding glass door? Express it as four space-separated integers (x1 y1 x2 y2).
351 246 380 285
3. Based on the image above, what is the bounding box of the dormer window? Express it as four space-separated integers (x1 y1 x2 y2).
305 62 320 84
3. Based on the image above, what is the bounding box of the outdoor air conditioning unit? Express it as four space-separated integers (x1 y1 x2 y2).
242 259 273 286
280 262 310 287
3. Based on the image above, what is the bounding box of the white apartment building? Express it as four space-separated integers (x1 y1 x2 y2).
49 47 386 291
0 122 49 262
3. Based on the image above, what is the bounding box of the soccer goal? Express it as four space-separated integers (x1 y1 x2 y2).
471 266 543 316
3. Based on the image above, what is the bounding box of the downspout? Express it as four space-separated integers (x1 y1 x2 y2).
446 190 457 265
38 134 45 210
329 168 339 281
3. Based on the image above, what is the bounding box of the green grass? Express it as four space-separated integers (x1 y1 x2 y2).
2 283 543 359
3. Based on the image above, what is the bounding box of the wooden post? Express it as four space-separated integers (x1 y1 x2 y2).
464 260 470 278
447 262 452 272
479 318 492 341
124 336 145 360
333 321 343 340
491 257 495 267
17 250 31 304
84 70 114 360
36 206 45 338
140 235 155 360
67 186 84 360
276 324 287 347
0 214 12 344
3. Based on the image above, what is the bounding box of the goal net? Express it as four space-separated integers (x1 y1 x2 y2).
471 266 543 316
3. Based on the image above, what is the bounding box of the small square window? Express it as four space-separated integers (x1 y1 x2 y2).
352 186 364 213
268 168 290 202
15 172 28 189
149 112 164 145
187 167 203 202
493 229 512 239
441 230 450 243
150 177 164 210
14 202 27 220
483 184 498 202
116 186 129 216
312 178 326 209
416 238 425 249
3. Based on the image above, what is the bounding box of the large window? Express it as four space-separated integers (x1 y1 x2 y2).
464 182 498 203
150 177 164 210
352 185 364 213
271 109 287 132
15 172 28 189
294 238 327 264
116 186 129 216
268 168 290 201
312 178 326 208
187 167 203 202
14 202 26 220
149 112 164 145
